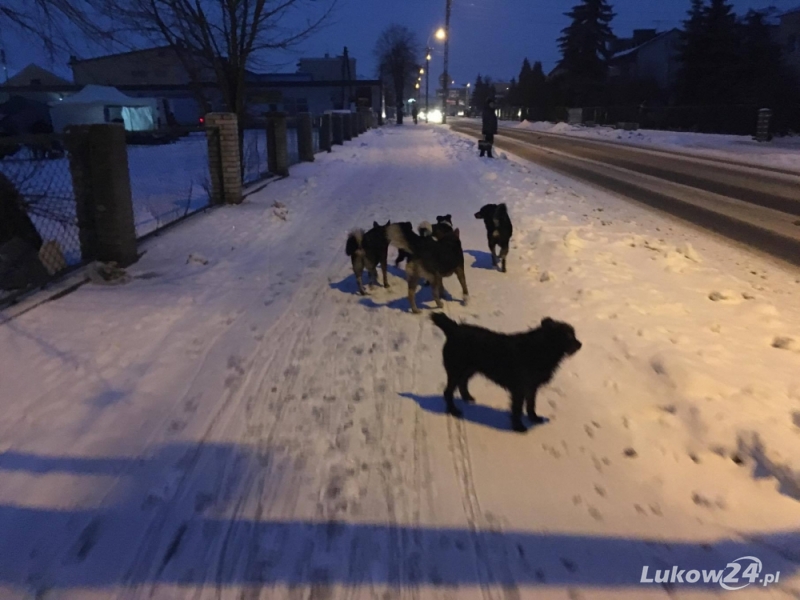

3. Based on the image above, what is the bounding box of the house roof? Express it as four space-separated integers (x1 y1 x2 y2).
611 28 681 61
5 64 71 87
69 46 174 65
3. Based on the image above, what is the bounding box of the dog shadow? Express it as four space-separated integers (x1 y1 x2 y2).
399 393 549 433
328 264 406 298
465 249 497 271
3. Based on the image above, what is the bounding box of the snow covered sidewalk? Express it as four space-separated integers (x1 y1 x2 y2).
1 125 800 599
506 120 800 173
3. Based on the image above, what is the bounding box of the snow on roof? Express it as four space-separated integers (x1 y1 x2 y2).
611 29 680 60
55 85 154 107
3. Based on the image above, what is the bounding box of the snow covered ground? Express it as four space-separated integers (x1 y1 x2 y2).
1 125 800 598
507 120 800 173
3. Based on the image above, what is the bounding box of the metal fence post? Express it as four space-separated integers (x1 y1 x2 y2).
66 124 137 266
297 113 315 162
204 112 242 205
342 113 352 142
756 108 772 142
266 112 290 176
320 114 333 152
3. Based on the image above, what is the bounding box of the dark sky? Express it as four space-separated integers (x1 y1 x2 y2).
3 0 799 85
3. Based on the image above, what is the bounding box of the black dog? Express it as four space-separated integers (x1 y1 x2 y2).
386 221 468 313
345 220 390 295
474 204 513 272
430 313 581 432
395 215 454 267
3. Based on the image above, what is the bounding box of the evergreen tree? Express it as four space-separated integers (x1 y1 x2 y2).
518 59 535 111
738 9 799 105
677 0 708 104
556 0 616 104
530 61 548 114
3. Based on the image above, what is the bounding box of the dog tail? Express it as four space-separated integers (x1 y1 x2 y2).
430 313 460 338
386 223 416 254
345 228 364 257
418 221 433 237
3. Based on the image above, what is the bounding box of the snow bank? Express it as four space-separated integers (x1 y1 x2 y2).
511 120 800 172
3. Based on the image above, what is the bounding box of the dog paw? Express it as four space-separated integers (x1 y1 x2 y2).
528 414 547 425
383 284 390 289
463 396 476 404
410 308 422 315
462 296 470 307
512 421 528 433
448 407 464 418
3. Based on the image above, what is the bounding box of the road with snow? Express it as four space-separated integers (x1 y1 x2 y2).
2 126 800 599
452 121 800 267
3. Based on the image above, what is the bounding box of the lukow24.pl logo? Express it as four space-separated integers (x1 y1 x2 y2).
641 556 780 591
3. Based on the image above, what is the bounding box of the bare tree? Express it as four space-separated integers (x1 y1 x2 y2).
3 0 337 123
374 25 419 125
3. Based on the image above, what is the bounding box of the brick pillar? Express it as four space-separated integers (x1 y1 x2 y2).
65 124 137 266
320 114 332 152
332 114 344 145
342 113 352 141
350 111 359 138
204 112 242 205
297 113 315 162
266 112 289 176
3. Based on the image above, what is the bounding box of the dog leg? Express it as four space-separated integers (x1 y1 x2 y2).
395 250 406 267
455 266 469 306
407 273 421 314
444 378 463 417
526 389 546 425
369 268 379 287
458 380 476 404
354 268 367 296
499 246 509 273
511 392 527 433
381 259 389 289
432 274 444 309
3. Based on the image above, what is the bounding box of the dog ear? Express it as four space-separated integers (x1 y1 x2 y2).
454 228 460 239
385 220 391 226
541 317 555 328
373 221 379 228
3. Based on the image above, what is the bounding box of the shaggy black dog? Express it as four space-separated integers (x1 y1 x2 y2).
431 313 581 432
395 215 454 267
474 203 513 272
345 220 391 295
386 221 468 313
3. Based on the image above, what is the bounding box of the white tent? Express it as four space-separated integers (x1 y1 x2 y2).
50 85 158 132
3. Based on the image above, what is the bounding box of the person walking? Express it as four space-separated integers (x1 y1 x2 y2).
480 98 498 158
412 104 419 125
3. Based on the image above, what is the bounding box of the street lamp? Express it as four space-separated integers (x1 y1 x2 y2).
465 82 471 116
435 27 446 41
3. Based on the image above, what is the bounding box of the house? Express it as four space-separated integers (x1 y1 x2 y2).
1 64 71 105
70 46 207 87
0 96 52 135
778 7 800 79
608 29 682 90
297 52 356 81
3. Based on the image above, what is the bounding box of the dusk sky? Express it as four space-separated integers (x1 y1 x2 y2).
2 0 799 86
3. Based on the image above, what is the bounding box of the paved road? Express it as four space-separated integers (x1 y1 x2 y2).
451 122 800 266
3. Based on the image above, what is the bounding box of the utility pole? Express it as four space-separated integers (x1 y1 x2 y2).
441 0 452 124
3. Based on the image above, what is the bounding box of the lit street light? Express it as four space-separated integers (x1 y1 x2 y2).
435 27 446 41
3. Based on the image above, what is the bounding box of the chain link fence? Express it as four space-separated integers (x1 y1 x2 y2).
126 127 214 238
1 135 81 307
242 127 269 186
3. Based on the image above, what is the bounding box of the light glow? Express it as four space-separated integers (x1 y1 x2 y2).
435 28 446 41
